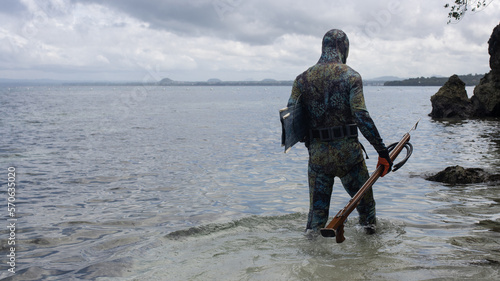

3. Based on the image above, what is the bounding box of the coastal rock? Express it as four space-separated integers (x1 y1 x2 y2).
429 75 471 118
426 165 500 185
470 23 500 117
429 24 500 118
488 23 500 72
471 71 500 117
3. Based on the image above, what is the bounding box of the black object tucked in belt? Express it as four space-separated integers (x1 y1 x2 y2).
310 124 358 141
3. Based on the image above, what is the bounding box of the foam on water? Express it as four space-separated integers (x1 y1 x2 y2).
124 213 498 281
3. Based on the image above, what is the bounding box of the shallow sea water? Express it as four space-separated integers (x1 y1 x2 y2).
0 85 499 280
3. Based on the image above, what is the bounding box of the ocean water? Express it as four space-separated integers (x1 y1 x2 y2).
0 85 499 280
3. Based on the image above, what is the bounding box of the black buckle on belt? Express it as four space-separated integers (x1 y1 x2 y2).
347 124 357 136
311 124 357 141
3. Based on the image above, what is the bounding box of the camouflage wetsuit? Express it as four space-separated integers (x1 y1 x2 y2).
287 29 390 231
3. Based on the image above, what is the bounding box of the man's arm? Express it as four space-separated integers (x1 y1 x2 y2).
349 74 387 153
349 73 393 175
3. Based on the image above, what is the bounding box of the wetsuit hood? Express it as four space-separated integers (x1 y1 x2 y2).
317 29 349 64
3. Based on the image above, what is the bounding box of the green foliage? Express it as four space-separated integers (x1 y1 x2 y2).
445 0 490 23
384 74 485 86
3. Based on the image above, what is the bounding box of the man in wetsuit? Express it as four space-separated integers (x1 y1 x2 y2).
287 29 392 234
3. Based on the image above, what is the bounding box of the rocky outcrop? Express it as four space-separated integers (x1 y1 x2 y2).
470 23 500 117
426 165 500 185
488 23 500 72
429 23 500 119
429 75 471 118
471 72 500 116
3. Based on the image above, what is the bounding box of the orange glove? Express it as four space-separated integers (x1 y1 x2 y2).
377 150 393 177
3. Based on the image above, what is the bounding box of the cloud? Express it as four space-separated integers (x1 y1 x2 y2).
0 1 201 80
69 0 425 45
0 0 498 81
0 0 27 15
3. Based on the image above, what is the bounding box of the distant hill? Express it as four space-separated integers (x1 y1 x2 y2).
207 78 222 83
384 74 485 86
159 78 174 84
0 77 294 87
370 76 404 81
364 76 404 86
6 74 484 87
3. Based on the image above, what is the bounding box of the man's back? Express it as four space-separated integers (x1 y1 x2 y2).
293 62 363 130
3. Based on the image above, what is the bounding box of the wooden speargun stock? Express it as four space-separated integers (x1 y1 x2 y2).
320 119 420 242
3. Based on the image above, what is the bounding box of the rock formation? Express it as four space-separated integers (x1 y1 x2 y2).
429 74 471 118
429 23 500 118
470 23 500 117
426 165 500 185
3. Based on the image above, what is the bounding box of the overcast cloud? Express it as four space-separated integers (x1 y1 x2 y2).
0 0 498 82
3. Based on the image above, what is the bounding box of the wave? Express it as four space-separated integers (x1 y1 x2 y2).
165 212 306 240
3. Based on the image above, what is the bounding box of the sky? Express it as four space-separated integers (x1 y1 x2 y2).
0 0 499 82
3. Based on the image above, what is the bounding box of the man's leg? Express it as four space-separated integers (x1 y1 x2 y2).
340 161 377 232
306 165 335 231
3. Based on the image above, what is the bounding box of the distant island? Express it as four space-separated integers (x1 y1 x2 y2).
159 77 410 86
160 75 485 87
0 74 485 87
384 74 485 86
